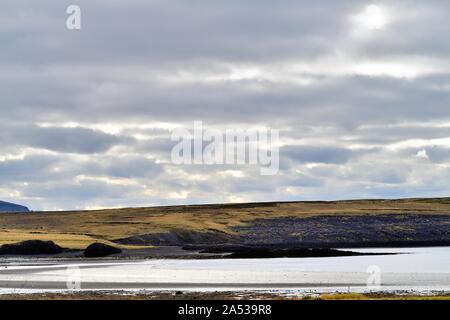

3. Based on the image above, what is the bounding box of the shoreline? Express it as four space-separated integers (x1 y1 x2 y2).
2 242 450 261
0 247 449 299
0 290 449 300
0 246 399 261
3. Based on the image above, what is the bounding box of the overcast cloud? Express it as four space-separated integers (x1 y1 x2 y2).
1 0 450 210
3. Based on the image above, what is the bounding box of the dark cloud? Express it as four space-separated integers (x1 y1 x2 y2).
282 146 358 164
0 154 60 183
0 125 129 154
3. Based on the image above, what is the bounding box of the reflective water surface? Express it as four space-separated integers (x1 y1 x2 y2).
0 247 449 294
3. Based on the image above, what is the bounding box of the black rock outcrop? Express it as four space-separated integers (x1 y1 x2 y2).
0 240 65 255
84 242 122 257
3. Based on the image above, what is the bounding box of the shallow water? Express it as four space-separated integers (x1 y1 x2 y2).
0 247 449 294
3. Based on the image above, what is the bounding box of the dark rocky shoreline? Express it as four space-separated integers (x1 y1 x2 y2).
116 214 450 249
191 246 397 259
0 241 397 260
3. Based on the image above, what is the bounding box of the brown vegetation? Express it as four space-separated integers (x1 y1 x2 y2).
0 198 449 249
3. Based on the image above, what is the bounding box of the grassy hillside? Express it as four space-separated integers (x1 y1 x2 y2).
0 198 450 249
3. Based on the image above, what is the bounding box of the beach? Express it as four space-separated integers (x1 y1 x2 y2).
0 247 449 298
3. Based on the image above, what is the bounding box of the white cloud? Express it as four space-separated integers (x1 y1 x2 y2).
416 149 429 160
352 4 389 31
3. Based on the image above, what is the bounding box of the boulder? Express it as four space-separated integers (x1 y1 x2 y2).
84 242 122 258
0 240 64 255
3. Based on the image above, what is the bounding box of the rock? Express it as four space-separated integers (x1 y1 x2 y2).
84 242 122 258
116 229 235 246
0 201 29 213
191 246 397 259
0 240 65 255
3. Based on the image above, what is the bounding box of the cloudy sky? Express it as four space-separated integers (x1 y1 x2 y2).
2 0 450 210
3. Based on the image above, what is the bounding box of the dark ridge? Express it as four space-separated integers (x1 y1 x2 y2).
233 214 450 247
0 201 29 213
115 214 450 248
115 229 235 246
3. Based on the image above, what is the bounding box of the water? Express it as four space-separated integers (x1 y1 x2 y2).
0 247 449 294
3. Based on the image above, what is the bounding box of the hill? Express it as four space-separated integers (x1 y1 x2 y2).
0 201 29 213
0 198 449 249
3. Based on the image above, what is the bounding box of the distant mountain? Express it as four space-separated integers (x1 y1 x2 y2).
0 201 30 213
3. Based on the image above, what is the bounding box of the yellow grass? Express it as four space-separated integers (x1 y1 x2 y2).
317 293 450 300
0 198 449 249
0 230 152 250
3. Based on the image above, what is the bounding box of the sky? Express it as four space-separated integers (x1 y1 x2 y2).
2 0 450 210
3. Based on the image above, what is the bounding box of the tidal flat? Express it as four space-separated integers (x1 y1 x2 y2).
0 247 449 299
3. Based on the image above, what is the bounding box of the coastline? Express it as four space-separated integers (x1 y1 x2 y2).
0 290 449 300
0 246 449 298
